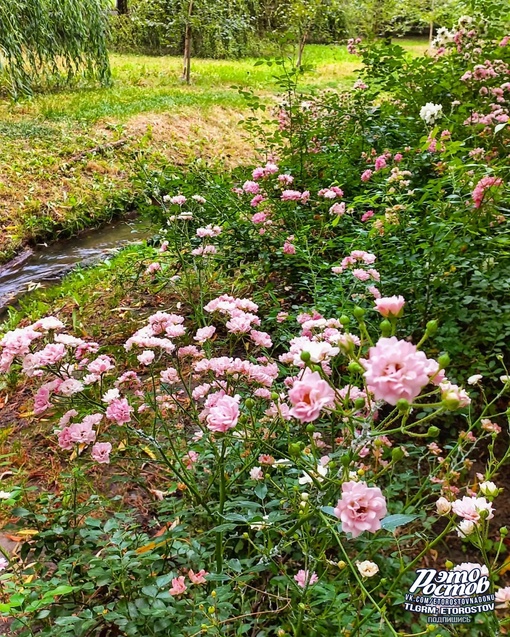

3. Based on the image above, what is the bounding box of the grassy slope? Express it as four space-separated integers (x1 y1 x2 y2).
0 40 427 263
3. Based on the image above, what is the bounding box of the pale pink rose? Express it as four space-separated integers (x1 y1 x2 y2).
250 194 265 207
145 262 161 275
188 569 208 585
288 370 336 423
352 268 370 281
68 421 96 445
283 241 296 255
495 586 510 609
374 296 405 318
106 398 133 424
436 497 451 515
169 195 186 205
329 202 346 216
334 481 387 538
184 450 199 468
278 174 294 185
250 330 273 348
161 367 179 384
361 169 373 182
281 190 303 201
361 210 374 222
91 442 112 464
452 496 494 521
137 350 155 365
0 557 8 571
374 156 387 171
251 212 267 224
440 381 471 407
243 180 260 194
276 312 289 323
58 378 84 396
206 394 240 432
250 467 264 480
58 427 74 450
194 326 216 344
368 286 381 299
169 576 187 596
294 569 318 588
361 337 431 405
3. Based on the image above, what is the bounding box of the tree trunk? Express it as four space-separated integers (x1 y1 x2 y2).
117 0 128 15
182 0 193 84
297 31 307 68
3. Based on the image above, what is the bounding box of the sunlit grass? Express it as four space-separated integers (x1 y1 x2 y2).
0 40 428 261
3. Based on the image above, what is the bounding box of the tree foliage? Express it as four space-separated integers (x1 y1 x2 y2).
0 0 111 98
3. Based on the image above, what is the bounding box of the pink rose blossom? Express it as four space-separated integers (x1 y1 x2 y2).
188 569 208 585
361 210 374 222
243 180 260 194
137 350 155 365
169 576 187 596
495 586 510 609
194 326 216 344
334 480 387 538
206 394 240 433
374 296 405 318
91 442 112 464
361 337 432 405
169 195 186 205
329 202 346 216
281 190 303 201
294 569 319 588
283 241 296 255
250 330 273 348
251 212 267 224
288 370 336 423
361 169 373 182
58 378 84 396
250 194 265 207
278 174 294 185
451 496 494 522
374 156 387 171
352 268 370 281
106 398 133 425
250 467 264 480
472 176 503 208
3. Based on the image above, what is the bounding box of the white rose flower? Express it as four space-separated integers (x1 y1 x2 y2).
356 560 379 577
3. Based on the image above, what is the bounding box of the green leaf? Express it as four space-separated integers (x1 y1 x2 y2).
42 585 74 599
320 506 337 518
380 514 418 531
254 483 268 500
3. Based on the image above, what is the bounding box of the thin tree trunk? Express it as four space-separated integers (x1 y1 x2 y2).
182 0 193 84
429 0 435 46
297 31 308 68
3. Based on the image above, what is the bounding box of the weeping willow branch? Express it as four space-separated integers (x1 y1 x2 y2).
0 0 111 98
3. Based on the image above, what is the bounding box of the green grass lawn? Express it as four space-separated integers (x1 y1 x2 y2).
0 40 427 263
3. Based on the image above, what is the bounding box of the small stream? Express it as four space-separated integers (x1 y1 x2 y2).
0 216 154 314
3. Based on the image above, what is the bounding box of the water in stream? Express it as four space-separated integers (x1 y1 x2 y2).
0 217 153 313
